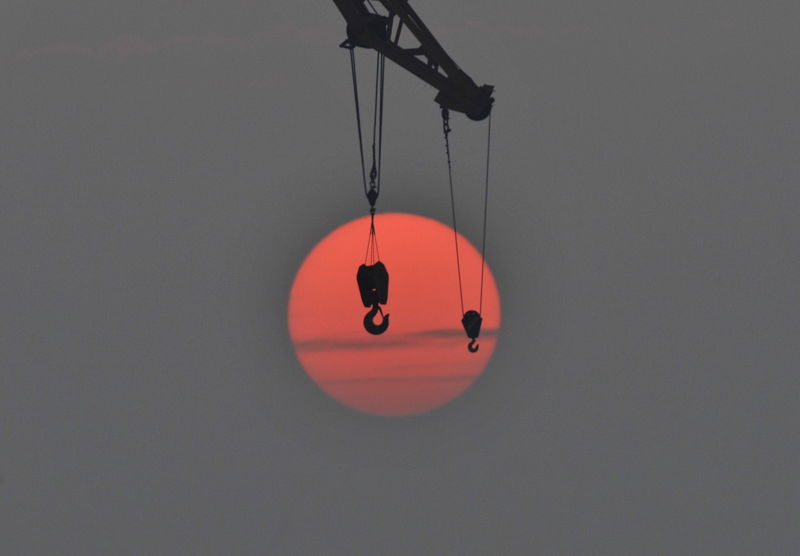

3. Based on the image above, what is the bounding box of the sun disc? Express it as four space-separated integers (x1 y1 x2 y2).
288 212 500 416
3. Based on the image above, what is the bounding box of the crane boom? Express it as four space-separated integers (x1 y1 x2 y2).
332 0 494 120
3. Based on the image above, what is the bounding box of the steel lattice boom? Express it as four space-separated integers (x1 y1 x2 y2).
332 0 494 120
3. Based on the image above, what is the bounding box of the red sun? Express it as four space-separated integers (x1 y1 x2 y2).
288 212 500 416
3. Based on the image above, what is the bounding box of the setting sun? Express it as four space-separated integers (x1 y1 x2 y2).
288 212 501 416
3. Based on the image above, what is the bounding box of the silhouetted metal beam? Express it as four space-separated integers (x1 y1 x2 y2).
332 0 494 120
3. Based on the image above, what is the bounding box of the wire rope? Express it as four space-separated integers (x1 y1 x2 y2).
349 49 368 195
441 108 466 316
479 112 492 313
441 108 493 316
350 47 387 267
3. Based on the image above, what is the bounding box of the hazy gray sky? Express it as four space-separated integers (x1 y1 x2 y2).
2 2 798 553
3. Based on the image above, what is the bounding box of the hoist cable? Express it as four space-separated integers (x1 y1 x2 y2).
362 214 382 265
442 108 493 317
349 47 387 269
349 48 387 212
348 49 368 195
442 108 466 316
368 52 386 195
479 112 492 313
371 214 381 261
369 53 380 193
363 214 373 264
377 53 386 192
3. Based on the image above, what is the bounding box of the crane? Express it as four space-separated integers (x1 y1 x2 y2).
333 0 493 351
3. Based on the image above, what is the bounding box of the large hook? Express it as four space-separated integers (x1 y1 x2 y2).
462 310 483 354
363 304 389 335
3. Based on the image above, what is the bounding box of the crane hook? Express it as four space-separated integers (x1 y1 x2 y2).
363 303 389 335
461 310 483 354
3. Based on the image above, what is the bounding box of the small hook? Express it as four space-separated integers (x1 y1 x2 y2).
467 338 479 353
363 304 389 335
